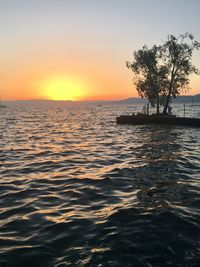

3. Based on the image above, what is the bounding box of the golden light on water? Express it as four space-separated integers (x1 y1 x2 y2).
39 76 89 101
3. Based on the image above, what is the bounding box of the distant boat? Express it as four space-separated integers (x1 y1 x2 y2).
0 99 6 108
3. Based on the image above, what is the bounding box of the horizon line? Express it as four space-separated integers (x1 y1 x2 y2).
2 93 200 102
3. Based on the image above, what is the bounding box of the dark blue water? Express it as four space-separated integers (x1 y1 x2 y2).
0 104 200 267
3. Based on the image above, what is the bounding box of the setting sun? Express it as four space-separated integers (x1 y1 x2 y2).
39 76 89 101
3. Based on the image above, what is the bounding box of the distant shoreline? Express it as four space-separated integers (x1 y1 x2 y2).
2 94 200 107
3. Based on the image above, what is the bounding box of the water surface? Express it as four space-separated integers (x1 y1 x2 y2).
0 104 200 266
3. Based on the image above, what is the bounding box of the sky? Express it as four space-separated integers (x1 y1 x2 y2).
1 0 200 101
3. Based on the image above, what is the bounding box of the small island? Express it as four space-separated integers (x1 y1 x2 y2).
0 103 6 108
117 33 200 127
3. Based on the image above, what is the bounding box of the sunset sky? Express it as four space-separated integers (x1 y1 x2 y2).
1 0 200 101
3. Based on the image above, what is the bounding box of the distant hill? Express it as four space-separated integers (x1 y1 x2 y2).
117 97 146 104
117 94 200 104
173 94 200 103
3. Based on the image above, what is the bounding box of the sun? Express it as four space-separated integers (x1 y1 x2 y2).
39 76 88 101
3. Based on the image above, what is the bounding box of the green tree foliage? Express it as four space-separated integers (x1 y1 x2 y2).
127 33 200 114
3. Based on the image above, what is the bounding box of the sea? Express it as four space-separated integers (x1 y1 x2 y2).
0 102 200 267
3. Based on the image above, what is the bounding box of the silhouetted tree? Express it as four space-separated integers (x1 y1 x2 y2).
161 33 200 114
127 33 200 115
127 45 166 114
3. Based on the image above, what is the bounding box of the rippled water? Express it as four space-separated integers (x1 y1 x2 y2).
0 104 200 267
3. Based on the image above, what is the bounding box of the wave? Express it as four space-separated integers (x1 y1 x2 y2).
0 105 200 266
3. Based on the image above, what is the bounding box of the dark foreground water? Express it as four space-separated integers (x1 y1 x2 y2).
0 104 200 267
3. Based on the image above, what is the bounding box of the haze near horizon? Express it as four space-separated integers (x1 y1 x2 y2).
1 0 200 101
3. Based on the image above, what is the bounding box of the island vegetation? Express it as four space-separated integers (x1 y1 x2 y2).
126 33 200 114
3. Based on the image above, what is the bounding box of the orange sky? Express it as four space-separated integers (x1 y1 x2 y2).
1 43 135 100
1 1 200 101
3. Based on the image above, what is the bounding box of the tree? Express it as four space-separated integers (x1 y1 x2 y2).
127 33 200 115
161 33 200 114
126 45 166 114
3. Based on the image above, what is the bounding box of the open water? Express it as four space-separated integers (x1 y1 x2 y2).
0 103 200 267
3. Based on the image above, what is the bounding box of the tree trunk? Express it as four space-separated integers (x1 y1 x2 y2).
163 73 174 114
156 94 159 114
162 93 170 114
